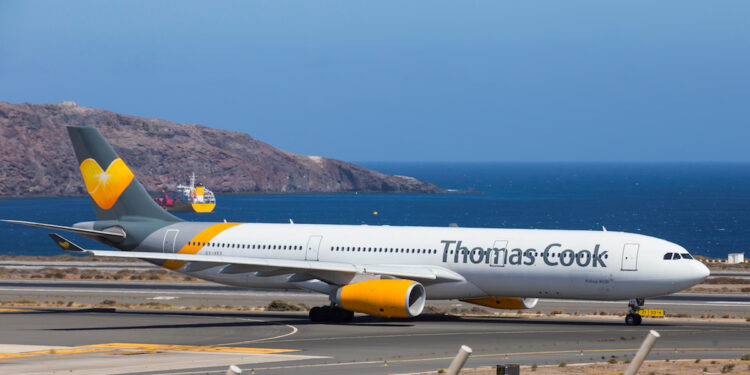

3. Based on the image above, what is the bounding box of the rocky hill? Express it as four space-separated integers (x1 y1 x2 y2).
0 101 441 197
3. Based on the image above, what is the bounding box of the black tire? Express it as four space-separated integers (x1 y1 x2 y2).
343 309 355 322
328 307 352 323
309 306 325 322
634 314 642 325
625 313 636 326
330 307 343 322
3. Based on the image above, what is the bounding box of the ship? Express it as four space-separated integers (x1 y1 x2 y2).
153 173 216 213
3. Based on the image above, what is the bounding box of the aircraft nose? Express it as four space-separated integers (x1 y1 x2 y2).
690 261 710 283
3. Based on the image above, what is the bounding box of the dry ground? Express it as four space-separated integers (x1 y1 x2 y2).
422 358 750 374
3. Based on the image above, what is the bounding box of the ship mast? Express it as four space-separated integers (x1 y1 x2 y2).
190 172 196 187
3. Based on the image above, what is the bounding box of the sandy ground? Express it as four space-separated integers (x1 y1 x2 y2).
416 358 750 374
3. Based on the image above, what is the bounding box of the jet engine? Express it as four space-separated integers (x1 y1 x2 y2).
461 297 539 310
333 279 426 318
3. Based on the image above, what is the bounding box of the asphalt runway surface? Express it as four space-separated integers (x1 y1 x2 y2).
0 279 749 374
1 278 749 317
0 308 749 374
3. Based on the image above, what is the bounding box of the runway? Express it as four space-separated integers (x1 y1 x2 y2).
0 279 749 374
0 308 748 374
1 279 749 317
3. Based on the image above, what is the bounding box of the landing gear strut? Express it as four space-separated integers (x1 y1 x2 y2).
625 298 644 326
309 305 354 323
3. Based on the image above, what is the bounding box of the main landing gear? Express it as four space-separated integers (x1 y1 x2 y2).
625 298 644 326
309 305 354 323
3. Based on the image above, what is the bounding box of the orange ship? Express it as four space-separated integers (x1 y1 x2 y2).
153 173 216 213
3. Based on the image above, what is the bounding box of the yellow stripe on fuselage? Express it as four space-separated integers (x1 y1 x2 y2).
162 222 242 270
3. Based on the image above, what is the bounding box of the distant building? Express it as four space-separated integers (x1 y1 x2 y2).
727 253 744 264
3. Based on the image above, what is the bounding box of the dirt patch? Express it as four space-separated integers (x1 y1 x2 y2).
425 358 750 374
0 266 201 282
0 299 268 312
266 299 310 311
0 254 146 262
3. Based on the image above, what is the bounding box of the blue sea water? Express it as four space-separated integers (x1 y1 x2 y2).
1 163 749 258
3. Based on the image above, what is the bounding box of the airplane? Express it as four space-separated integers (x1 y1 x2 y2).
3 126 710 326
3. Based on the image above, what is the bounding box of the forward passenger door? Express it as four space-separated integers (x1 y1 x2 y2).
621 243 639 271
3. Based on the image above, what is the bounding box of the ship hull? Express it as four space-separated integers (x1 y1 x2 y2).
166 202 216 213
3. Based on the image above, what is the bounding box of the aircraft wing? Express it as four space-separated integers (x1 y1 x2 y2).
49 234 464 283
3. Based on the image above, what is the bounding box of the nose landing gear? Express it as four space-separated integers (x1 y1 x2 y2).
625 298 644 325
309 305 354 323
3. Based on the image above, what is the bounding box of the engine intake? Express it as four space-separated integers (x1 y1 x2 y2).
461 297 539 310
334 279 426 318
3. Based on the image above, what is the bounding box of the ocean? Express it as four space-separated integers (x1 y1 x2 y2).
1 162 749 258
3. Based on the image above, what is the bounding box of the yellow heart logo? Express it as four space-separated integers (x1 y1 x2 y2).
59 241 70 249
79 158 134 209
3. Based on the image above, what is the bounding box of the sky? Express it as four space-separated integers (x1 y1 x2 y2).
1 1 749 162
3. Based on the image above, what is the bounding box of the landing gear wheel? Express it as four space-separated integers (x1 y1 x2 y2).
309 306 327 322
308 305 354 323
625 313 642 326
624 298 645 326
340 309 354 322
329 306 354 323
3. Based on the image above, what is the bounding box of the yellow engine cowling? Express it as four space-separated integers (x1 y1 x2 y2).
334 279 426 318
461 297 539 310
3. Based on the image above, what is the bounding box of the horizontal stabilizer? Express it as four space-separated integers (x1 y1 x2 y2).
2 220 126 243
48 233 85 252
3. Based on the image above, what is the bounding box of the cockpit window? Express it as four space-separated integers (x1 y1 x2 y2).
664 252 694 260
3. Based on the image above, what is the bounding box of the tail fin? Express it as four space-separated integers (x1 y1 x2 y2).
67 126 181 223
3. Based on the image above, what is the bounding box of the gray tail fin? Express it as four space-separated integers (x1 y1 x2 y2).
67 126 181 223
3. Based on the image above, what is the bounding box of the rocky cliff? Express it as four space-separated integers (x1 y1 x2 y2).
0 101 441 197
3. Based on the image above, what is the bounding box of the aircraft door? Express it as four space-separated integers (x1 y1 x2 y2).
489 240 508 267
305 235 323 261
621 243 639 271
163 229 179 253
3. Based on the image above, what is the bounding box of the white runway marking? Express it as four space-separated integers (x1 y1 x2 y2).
218 320 299 345
547 299 750 307
190 315 300 346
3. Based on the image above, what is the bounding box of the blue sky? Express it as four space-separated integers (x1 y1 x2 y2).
1 1 748 162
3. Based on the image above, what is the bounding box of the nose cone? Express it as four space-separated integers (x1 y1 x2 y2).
688 261 710 284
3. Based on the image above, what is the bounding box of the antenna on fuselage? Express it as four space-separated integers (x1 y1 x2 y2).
602 226 607 232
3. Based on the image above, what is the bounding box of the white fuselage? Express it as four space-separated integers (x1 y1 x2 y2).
140 222 710 301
